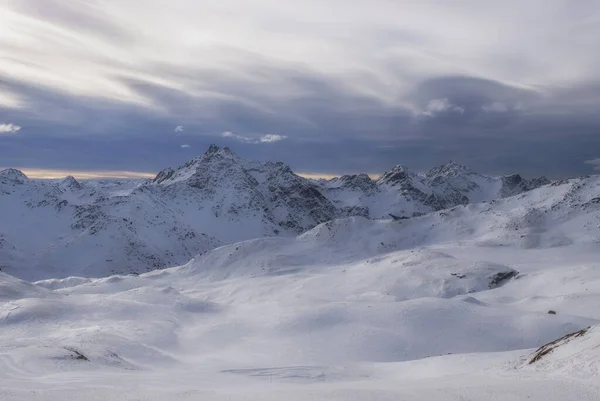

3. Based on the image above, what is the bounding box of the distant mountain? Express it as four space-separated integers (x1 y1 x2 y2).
0 145 552 279
318 160 550 218
0 169 219 280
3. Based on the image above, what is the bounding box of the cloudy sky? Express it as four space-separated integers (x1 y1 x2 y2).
1 0 600 178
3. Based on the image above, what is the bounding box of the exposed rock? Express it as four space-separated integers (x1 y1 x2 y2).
64 346 90 362
488 270 519 289
528 327 589 364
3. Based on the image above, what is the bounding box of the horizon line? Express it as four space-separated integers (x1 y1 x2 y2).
1 167 381 181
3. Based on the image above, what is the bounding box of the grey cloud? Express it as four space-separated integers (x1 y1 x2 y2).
409 76 539 113
111 61 411 142
585 158 600 172
422 98 465 117
482 102 510 113
2 45 600 179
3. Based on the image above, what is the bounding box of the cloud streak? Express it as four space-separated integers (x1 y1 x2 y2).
3 1 600 110
584 158 600 172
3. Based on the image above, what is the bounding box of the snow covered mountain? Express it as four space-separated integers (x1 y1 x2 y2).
0 145 550 279
319 160 550 218
0 173 599 400
0 168 220 280
149 144 339 240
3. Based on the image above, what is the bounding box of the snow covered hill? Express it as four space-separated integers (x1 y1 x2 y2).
0 145 551 279
0 172 599 400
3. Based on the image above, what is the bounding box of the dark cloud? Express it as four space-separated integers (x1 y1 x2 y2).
2 59 600 178
410 76 539 107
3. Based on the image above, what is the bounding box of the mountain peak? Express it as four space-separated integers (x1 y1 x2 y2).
153 145 247 185
377 165 414 186
205 144 234 156
339 173 374 185
324 173 377 193
58 175 83 190
427 161 474 178
207 144 220 153
0 168 28 184
390 164 410 171
193 144 241 166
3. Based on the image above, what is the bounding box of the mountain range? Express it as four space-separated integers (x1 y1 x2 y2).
1 145 600 399
1 165 599 400
0 145 550 279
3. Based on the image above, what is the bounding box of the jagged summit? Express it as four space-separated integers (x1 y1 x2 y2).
153 145 244 185
426 161 474 178
200 144 237 161
153 145 304 189
58 175 83 190
206 143 220 154
0 168 28 183
326 174 376 192
377 165 416 186
147 144 338 241
206 143 233 155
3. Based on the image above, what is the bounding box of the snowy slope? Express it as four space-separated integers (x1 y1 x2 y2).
521 325 600 377
0 173 599 400
0 146 549 279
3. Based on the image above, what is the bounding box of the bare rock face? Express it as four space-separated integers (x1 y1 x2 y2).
528 327 589 364
501 174 551 197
